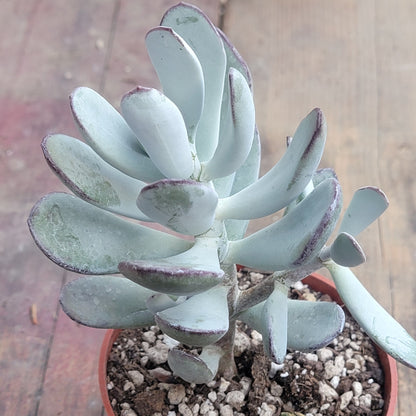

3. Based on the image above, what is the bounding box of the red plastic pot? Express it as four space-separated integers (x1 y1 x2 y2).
99 273 398 416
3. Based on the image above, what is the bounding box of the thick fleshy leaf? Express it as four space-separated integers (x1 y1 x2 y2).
70 87 163 182
168 346 222 384
326 261 416 369
330 232 366 267
216 108 327 220
137 179 218 235
229 128 261 195
28 192 192 274
313 168 338 187
285 168 338 216
42 134 149 220
146 26 204 142
225 178 342 271
218 28 252 89
238 297 345 352
339 186 389 236
262 283 288 363
213 173 235 198
155 285 229 346
286 299 345 351
225 129 261 240
60 276 155 328
202 68 255 180
146 293 185 314
119 238 224 296
121 87 194 179
161 3 226 161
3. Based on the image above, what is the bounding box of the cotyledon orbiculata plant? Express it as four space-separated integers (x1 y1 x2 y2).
28 2 416 384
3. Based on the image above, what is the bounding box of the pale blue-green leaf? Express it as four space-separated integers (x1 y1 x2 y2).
119 237 224 296
283 179 314 216
287 299 345 351
70 87 163 182
146 27 204 141
339 186 389 236
155 285 229 346
42 134 149 220
237 301 264 332
225 178 342 271
202 68 255 180
60 276 155 328
161 3 226 161
168 346 222 384
237 296 345 352
137 179 218 235
313 168 338 187
225 129 261 240
217 108 326 220
146 293 186 314
217 28 252 89
28 192 192 274
262 283 288 363
121 87 194 179
213 173 235 198
230 128 261 195
284 168 338 216
326 261 416 369
213 129 260 201
330 232 366 267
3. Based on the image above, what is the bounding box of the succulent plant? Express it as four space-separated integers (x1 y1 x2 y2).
28 2 416 384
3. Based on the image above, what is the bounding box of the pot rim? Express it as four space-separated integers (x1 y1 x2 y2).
98 272 398 416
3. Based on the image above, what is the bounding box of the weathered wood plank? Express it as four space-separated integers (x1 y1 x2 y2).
37 309 105 416
0 1 115 415
375 1 416 414
223 0 415 414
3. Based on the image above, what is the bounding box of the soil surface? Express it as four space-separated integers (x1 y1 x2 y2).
106 271 386 416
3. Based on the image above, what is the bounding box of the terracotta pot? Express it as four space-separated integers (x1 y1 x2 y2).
98 273 398 416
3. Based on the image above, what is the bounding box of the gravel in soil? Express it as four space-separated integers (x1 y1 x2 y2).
106 272 386 416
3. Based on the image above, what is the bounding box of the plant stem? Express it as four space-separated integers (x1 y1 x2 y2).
215 263 239 379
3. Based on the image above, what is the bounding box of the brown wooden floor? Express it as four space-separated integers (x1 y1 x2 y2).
1 1 415 415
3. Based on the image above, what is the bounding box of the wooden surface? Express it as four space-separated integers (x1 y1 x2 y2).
0 0 414 414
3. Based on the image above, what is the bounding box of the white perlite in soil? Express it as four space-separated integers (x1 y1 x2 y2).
106 273 385 416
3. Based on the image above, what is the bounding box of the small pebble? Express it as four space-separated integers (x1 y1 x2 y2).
220 405 233 416
168 384 186 405
147 343 169 364
318 381 339 402
305 353 318 362
317 348 333 362
127 370 144 386
148 367 172 381
142 330 156 343
340 391 353 410
225 390 245 410
359 393 373 408
352 381 363 396
208 391 217 402
239 376 252 396
178 403 193 416
200 399 215 414
259 403 276 416
120 410 137 416
218 378 230 393
330 375 340 389
123 381 134 392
